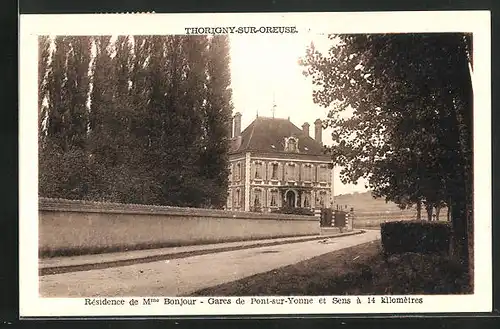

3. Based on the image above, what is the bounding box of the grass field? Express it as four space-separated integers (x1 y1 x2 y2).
334 191 449 218
334 191 450 229
192 241 471 296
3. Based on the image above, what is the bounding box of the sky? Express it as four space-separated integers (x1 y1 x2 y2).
228 33 369 196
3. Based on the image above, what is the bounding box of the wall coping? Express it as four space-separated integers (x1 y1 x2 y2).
38 197 318 222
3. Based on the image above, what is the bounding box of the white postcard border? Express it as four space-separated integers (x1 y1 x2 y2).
19 11 492 317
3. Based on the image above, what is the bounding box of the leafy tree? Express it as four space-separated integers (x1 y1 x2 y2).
143 35 210 207
39 36 92 199
45 36 70 151
165 36 210 207
87 36 117 200
39 35 234 210
38 36 51 137
105 35 136 203
200 35 233 208
300 33 473 267
65 36 92 149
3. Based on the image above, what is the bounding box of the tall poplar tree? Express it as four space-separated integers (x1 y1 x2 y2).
201 35 233 208
162 36 210 207
45 36 70 151
40 36 92 199
65 36 92 149
39 34 234 209
38 36 51 137
126 36 158 204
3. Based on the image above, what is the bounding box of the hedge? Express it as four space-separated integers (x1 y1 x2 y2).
381 220 452 256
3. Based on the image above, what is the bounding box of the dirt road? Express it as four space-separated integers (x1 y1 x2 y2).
40 230 380 297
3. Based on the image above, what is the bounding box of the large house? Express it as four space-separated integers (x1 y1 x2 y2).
227 112 334 213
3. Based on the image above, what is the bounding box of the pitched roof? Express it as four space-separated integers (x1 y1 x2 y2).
230 116 326 156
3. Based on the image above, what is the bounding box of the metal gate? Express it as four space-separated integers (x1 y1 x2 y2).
320 209 348 228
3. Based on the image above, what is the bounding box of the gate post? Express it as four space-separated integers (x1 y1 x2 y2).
347 207 354 231
320 208 333 227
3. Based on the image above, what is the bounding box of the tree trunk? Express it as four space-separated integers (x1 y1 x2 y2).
451 36 474 288
425 203 433 221
435 205 441 221
450 197 469 268
416 199 422 220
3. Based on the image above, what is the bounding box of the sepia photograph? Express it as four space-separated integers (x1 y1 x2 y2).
19 12 491 316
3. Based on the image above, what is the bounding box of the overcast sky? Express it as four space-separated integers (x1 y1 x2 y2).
228 33 369 196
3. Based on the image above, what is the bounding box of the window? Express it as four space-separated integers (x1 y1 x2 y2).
234 189 240 207
286 163 296 181
254 162 262 179
271 163 278 179
318 191 326 207
254 189 262 207
303 192 311 208
270 190 278 207
285 137 299 152
235 163 241 181
318 166 328 182
303 164 313 182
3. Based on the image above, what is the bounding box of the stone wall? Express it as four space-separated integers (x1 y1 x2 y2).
39 198 319 257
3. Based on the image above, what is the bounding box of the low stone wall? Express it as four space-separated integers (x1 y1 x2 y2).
39 198 319 257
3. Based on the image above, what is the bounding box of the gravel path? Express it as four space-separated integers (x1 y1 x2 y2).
39 230 380 297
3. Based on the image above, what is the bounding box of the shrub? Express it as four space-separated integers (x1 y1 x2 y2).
381 220 451 256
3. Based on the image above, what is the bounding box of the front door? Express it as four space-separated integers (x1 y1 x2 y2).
286 190 295 208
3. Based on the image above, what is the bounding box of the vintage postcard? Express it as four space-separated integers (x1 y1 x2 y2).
19 11 491 317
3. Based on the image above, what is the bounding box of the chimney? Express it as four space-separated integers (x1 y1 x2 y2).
314 119 322 144
233 112 242 137
302 122 310 137
228 116 234 138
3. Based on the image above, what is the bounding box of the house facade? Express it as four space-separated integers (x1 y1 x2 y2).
227 112 334 213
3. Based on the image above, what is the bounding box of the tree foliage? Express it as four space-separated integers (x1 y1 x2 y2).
39 36 93 199
300 33 473 265
38 35 233 208
201 36 234 208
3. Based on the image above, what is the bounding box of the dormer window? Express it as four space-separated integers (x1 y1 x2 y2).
285 137 299 153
